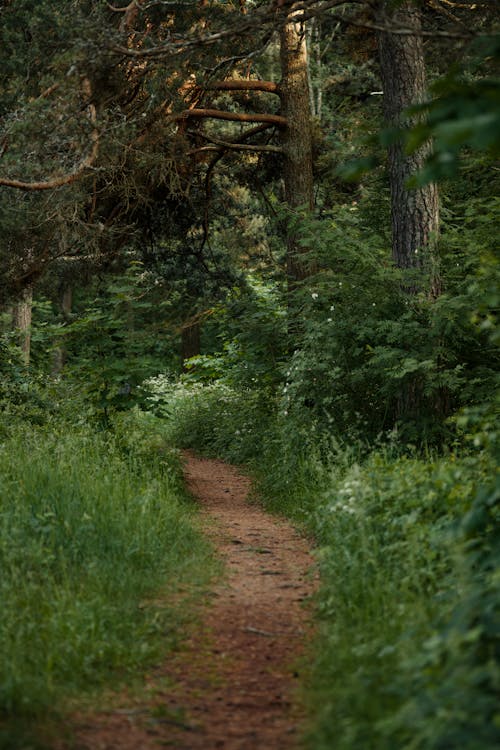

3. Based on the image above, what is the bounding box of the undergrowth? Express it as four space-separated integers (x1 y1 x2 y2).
0 412 215 748
303 449 499 750
144 376 500 749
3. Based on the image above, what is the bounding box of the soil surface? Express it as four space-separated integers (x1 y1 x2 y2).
60 452 317 750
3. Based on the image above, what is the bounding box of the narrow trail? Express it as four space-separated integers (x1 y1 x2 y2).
61 453 317 750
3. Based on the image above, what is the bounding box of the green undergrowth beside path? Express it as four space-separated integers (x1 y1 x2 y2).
278 450 499 750
0 412 215 749
143 378 500 750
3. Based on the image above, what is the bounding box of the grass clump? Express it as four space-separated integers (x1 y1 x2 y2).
0 417 215 743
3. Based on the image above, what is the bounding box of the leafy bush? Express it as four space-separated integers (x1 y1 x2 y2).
281 205 499 445
51 264 179 423
0 339 56 431
141 374 275 464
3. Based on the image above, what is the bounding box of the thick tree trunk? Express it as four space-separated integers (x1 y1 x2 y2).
12 284 33 364
279 13 315 285
377 1 443 425
377 0 439 294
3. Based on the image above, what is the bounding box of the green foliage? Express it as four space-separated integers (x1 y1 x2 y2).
0 337 27 399
141 375 275 464
406 35 500 185
0 338 59 431
381 473 500 749
336 35 500 188
0 418 214 738
300 447 497 750
280 201 499 445
192 276 287 389
59 264 177 421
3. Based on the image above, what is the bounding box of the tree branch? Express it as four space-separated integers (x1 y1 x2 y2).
178 108 287 127
37 83 60 99
295 2 476 37
208 79 280 95
107 0 146 30
189 131 283 153
111 0 478 57
0 80 99 192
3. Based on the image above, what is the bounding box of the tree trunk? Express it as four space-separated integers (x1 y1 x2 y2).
52 285 72 376
377 1 442 425
377 0 440 294
279 11 315 285
306 18 323 121
181 321 201 371
12 284 33 364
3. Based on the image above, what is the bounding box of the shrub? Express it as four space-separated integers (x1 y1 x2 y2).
141 375 275 464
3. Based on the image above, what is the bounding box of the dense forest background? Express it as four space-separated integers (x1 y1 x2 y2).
1 1 499 748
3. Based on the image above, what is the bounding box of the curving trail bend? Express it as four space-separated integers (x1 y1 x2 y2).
61 452 317 750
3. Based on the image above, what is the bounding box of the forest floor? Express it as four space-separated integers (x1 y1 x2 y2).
57 452 317 750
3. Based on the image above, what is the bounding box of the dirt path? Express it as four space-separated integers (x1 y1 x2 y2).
62 453 316 750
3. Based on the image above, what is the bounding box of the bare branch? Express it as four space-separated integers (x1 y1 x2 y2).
37 83 60 99
208 79 280 95
178 108 287 127
190 131 283 153
107 0 146 30
204 36 275 77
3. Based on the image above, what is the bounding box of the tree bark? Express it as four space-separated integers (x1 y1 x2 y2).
179 108 286 128
181 321 201 371
12 284 33 364
52 285 72 376
279 11 315 285
377 0 440 294
377 1 443 425
208 80 279 95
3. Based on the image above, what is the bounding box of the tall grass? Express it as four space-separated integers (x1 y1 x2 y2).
0 418 214 737
149 377 499 749
254 442 499 749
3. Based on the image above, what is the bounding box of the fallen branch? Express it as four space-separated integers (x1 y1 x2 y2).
244 626 303 637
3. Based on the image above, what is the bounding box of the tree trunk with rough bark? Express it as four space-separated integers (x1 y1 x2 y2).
377 1 443 425
377 0 440 294
182 321 201 371
279 13 315 285
52 285 72 376
12 284 33 364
